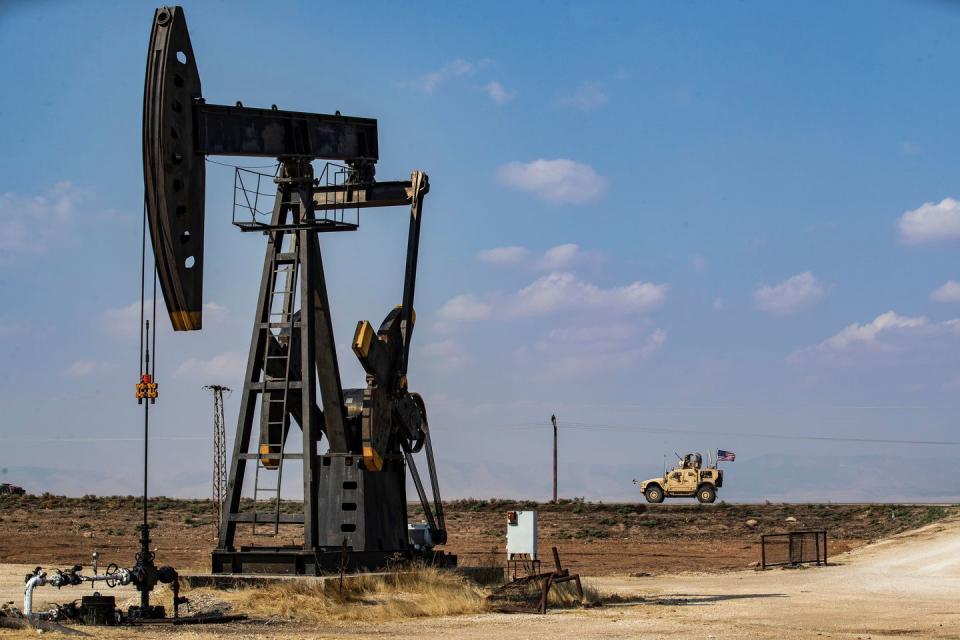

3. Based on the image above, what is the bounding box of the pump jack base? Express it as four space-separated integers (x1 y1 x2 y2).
211 547 457 575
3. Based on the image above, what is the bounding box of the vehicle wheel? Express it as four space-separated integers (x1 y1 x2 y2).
645 486 664 504
697 485 716 504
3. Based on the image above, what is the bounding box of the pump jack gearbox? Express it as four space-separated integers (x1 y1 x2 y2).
143 6 449 574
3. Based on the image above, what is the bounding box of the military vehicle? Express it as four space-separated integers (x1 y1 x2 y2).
0 483 25 495
634 453 723 503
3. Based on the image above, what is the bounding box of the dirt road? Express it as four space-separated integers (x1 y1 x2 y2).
591 515 960 639
2 516 958 639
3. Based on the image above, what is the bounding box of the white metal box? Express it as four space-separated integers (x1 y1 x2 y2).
407 523 433 550
506 510 537 559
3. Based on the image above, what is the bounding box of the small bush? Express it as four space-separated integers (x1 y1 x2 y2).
922 506 948 524
573 527 609 540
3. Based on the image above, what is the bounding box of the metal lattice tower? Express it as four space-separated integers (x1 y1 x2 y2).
204 385 230 536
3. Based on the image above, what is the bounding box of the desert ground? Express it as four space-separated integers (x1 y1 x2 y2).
0 495 950 574
1 496 958 638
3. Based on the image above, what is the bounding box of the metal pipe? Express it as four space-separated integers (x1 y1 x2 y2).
85 570 132 587
23 567 133 619
23 572 46 617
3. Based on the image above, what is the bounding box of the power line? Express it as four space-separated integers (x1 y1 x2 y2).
205 158 281 170
487 404 960 416
492 420 960 447
3 436 208 442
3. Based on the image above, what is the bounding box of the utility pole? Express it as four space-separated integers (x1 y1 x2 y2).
203 385 230 538
551 414 558 503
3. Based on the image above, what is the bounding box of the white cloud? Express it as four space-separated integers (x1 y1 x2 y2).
496 159 609 205
898 198 960 244
753 272 824 315
65 359 100 377
101 300 144 338
484 80 516 104
438 294 494 322
476 243 599 270
932 281 960 303
535 243 604 270
408 59 489 94
440 272 667 324
524 322 665 378
201 301 229 323
476 246 528 266
175 351 246 379
818 311 928 351
788 310 960 365
538 244 580 270
512 273 666 316
0 181 90 255
555 82 608 111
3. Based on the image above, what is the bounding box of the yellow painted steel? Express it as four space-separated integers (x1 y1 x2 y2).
353 320 374 358
169 310 202 331
259 443 279 469
363 445 383 471
394 304 416 326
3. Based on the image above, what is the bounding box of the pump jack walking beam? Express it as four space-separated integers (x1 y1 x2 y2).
143 6 449 574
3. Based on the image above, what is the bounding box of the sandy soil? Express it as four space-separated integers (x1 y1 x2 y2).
2 515 959 639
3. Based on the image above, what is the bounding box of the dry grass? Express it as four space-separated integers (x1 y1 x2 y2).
549 579 599 607
189 566 487 623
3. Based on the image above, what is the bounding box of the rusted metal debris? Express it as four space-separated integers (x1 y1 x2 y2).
487 547 585 614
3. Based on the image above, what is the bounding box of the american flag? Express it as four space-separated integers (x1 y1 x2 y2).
717 449 736 462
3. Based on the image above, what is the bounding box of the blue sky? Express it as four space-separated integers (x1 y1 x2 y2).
2 0 960 501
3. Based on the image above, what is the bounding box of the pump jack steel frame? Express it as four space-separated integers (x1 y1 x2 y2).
143 6 449 574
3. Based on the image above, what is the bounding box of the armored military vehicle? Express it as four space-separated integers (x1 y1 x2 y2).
634 453 723 503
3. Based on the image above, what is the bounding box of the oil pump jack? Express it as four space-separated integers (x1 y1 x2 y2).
143 6 449 574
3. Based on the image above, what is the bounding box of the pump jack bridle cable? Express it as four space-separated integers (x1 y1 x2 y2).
151 251 157 380
138 197 159 542
139 201 146 379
